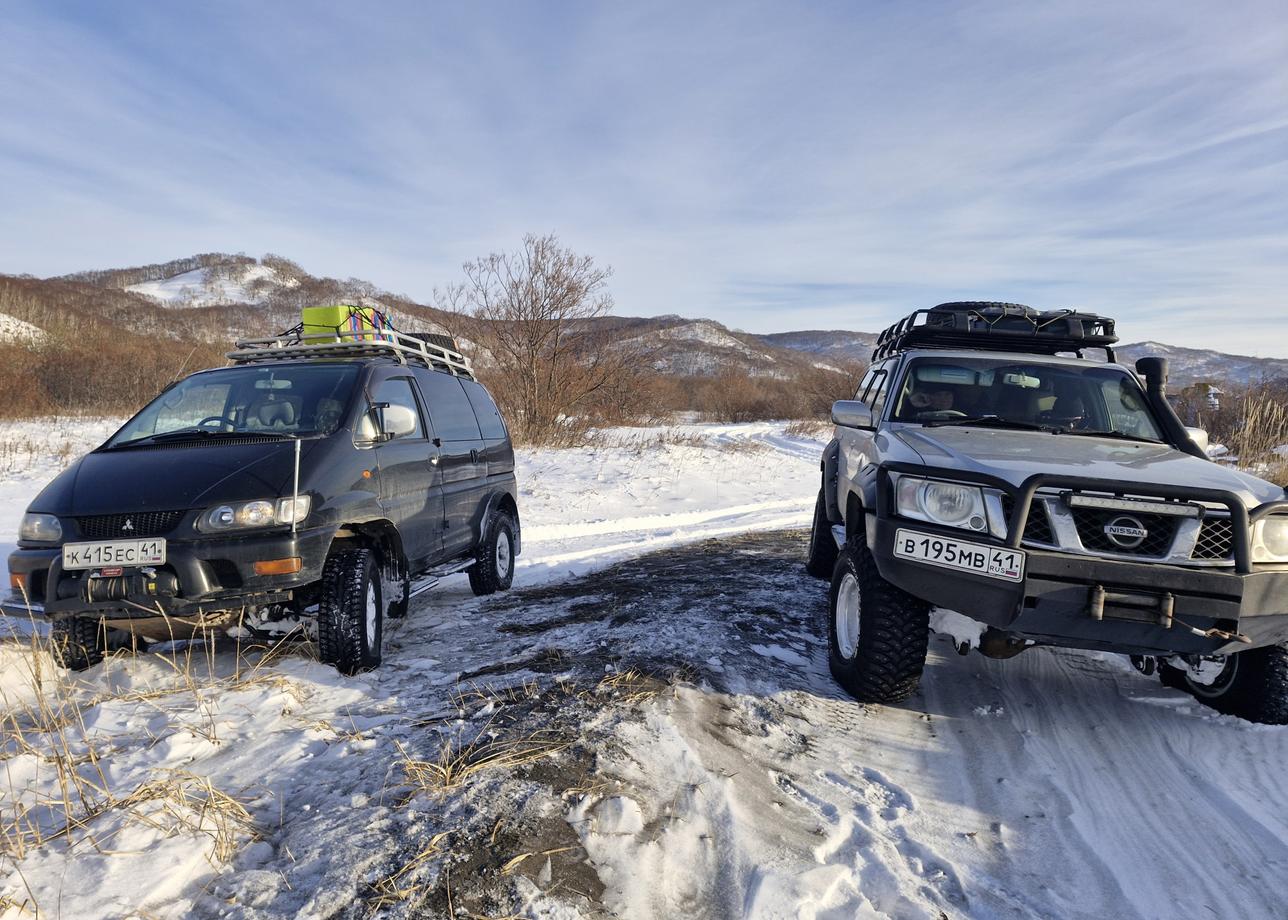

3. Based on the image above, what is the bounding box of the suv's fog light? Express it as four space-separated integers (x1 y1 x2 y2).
254 557 302 576
10 573 25 591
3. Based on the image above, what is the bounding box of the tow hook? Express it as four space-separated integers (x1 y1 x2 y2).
978 628 1030 659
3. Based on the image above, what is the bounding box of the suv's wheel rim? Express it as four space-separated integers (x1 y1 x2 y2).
835 571 861 660
1187 655 1238 698
365 582 378 652
496 531 513 580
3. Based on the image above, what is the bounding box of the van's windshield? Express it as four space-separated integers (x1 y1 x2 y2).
891 357 1165 442
106 364 360 448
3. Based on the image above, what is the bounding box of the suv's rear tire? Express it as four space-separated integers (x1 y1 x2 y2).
469 512 516 597
1160 645 1288 725
828 543 931 704
317 548 383 674
805 490 838 578
51 617 106 671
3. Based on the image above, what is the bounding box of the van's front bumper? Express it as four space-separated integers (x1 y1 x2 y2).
3 525 334 621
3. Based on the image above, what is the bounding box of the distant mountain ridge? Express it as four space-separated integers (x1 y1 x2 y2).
6 252 1285 387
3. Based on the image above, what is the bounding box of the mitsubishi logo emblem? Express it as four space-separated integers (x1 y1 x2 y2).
121 518 134 533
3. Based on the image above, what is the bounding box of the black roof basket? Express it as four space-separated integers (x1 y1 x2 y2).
871 302 1117 363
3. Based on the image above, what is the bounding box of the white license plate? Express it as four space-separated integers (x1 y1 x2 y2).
893 529 1025 582
62 539 167 570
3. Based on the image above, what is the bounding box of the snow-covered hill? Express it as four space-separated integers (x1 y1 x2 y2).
126 263 296 307
0 312 46 345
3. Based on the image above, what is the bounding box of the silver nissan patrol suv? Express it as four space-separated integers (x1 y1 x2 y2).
807 302 1288 724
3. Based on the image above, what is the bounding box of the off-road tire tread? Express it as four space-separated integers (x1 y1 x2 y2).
51 617 105 671
468 512 515 596
317 548 380 675
829 543 930 704
805 490 838 578
1166 645 1288 725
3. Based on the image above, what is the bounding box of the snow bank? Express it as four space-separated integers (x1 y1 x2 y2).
0 313 46 345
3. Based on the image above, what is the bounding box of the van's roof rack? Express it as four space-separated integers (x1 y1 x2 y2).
228 327 475 379
871 302 1117 363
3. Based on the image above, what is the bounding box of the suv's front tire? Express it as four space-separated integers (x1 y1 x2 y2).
828 543 931 704
51 617 106 671
1160 645 1288 725
317 548 383 674
469 511 516 596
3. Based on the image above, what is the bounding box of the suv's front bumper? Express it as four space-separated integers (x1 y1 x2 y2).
868 465 1288 657
3 525 334 621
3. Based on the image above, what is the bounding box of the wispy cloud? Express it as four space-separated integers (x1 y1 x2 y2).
1 0 1285 353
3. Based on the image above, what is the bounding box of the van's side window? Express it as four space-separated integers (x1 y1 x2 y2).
372 377 426 440
866 366 892 420
461 380 507 440
415 371 483 440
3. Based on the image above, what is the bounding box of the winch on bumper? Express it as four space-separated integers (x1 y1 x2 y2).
868 465 1288 657
2 525 334 621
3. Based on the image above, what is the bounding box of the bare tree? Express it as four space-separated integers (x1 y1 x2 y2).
437 234 647 444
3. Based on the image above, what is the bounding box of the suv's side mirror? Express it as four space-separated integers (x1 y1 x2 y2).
832 400 874 429
1185 427 1210 453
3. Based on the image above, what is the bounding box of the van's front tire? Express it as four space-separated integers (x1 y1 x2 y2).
828 544 930 704
805 490 838 578
317 548 383 674
1160 644 1288 725
469 512 516 596
51 617 106 671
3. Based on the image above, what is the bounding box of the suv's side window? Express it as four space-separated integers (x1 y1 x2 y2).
461 380 507 441
371 377 426 440
414 370 483 440
862 364 892 420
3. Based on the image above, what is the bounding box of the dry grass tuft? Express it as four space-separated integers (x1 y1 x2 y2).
395 726 568 795
367 830 451 908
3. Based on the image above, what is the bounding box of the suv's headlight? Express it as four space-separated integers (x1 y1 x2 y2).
1252 516 1288 563
19 513 62 543
197 497 311 533
894 476 989 533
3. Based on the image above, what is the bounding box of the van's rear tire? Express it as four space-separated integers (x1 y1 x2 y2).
317 548 383 675
51 617 106 671
469 512 516 596
805 490 838 578
828 543 930 704
1160 645 1288 725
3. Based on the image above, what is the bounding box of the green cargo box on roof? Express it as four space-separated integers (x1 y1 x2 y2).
301 304 392 341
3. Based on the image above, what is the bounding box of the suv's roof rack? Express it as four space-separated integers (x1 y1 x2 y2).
228 327 476 379
871 301 1117 363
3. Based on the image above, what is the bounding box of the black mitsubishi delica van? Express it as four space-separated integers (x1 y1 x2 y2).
3 327 520 675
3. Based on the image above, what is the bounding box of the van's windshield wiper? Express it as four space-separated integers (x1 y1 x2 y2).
924 415 1062 433
105 429 297 449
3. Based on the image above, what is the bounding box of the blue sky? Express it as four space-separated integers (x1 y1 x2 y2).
2 1 1286 353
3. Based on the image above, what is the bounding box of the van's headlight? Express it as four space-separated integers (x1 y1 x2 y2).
895 476 989 533
19 513 63 543
197 497 311 533
1252 516 1288 563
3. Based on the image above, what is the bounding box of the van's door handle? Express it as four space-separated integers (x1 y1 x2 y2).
470 449 480 463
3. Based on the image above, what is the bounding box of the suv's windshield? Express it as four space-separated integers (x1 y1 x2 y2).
106 364 360 448
890 357 1164 441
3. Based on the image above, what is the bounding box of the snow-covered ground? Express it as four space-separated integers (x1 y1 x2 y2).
0 313 46 345
1 419 1286 920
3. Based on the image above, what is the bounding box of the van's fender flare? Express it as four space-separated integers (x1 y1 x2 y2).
821 438 841 522
479 489 522 556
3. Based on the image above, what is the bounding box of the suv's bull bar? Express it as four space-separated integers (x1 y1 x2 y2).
869 463 1288 656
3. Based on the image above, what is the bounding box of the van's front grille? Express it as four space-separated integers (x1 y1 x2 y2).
76 511 184 540
1001 495 1056 545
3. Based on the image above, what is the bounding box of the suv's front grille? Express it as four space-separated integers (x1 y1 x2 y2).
1071 508 1177 557
1001 496 1056 545
76 511 184 540
1192 517 1235 561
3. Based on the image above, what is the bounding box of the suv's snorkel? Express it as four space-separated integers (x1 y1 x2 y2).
1136 357 1207 459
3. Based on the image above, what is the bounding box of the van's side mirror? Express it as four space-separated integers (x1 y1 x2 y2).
1185 427 1210 453
380 404 418 440
832 400 874 429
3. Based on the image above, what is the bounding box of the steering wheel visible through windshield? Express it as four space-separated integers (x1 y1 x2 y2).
106 364 361 448
891 357 1165 441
